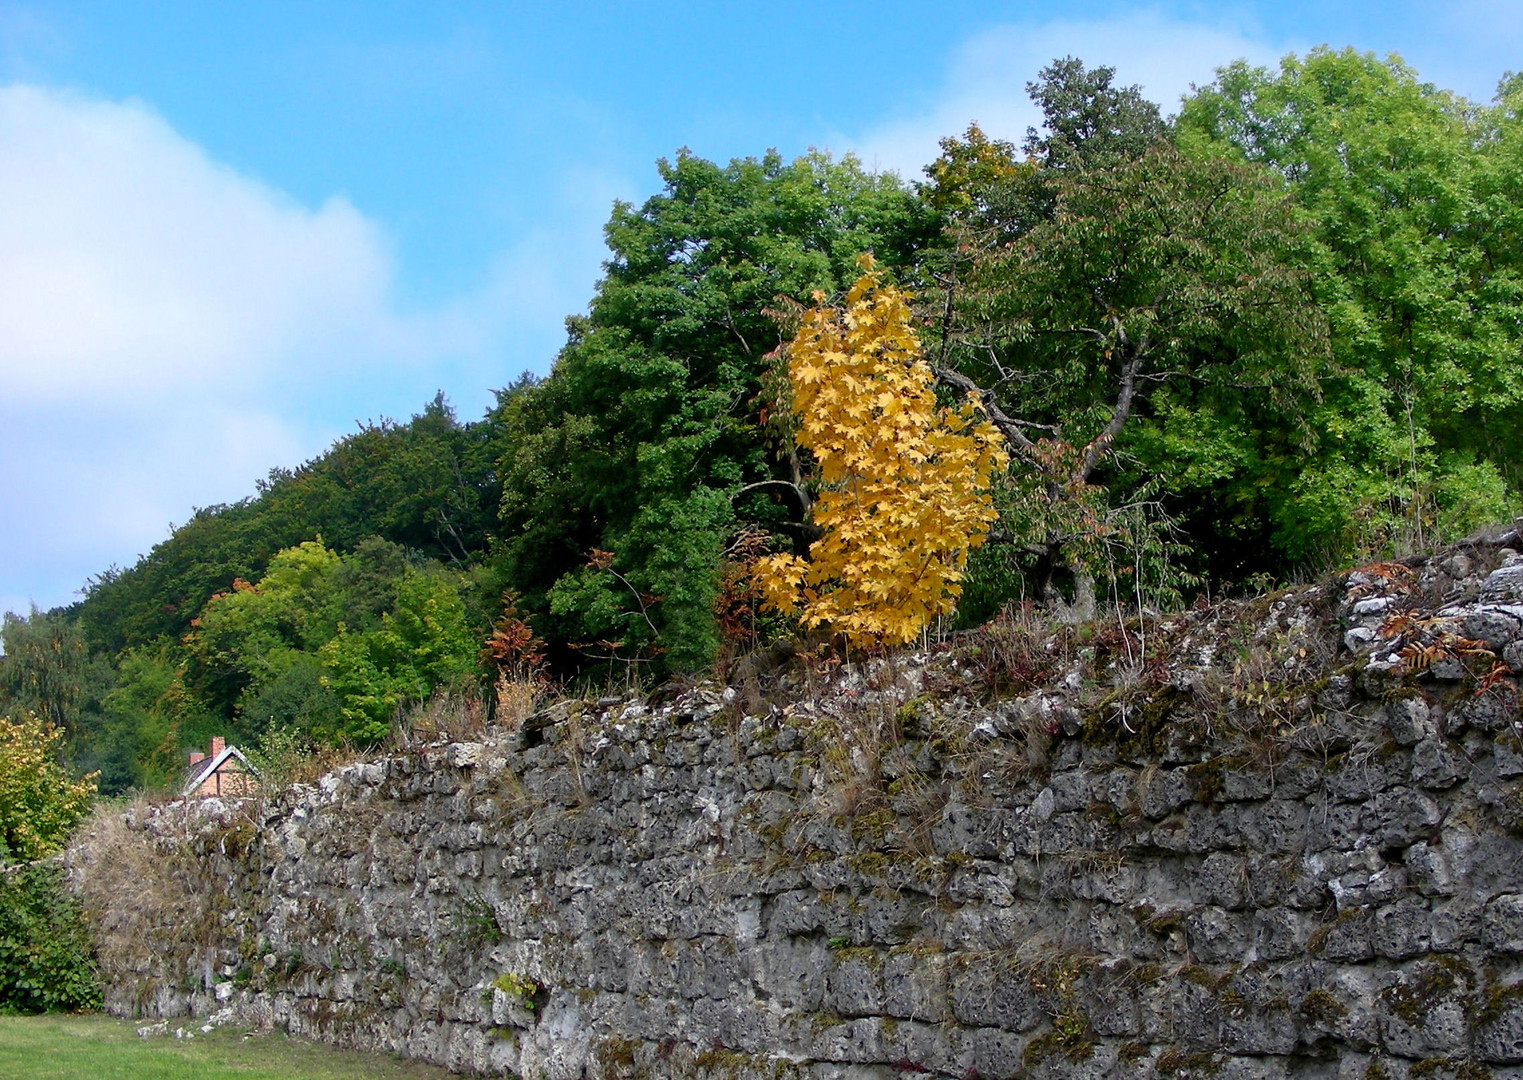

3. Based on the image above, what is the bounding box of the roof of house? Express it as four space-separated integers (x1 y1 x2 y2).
181 744 261 798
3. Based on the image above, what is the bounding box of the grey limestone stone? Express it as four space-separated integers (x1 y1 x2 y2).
1477 989 1523 1063
1484 561 1523 603
1485 894 1523 952
1195 853 1249 910
1363 787 1443 849
1411 739 1468 789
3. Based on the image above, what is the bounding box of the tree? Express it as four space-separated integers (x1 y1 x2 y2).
179 539 476 745
184 540 347 717
930 133 1327 611
1179 48 1521 558
0 611 109 744
0 861 100 1012
1023 57 1168 170
0 712 95 862
318 569 478 742
921 123 1026 222
494 149 937 673
75 393 500 655
754 258 1005 645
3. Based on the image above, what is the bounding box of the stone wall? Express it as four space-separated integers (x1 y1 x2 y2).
71 535 1523 1080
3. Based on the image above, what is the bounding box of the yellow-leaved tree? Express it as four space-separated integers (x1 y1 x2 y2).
754 255 1007 645
0 711 96 861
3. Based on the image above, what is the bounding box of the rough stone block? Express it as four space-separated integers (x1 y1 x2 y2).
1186 907 1250 965
1252 907 1309 961
1316 909 1375 962
1484 562 1523 603
1411 739 1468 789
1476 988 1523 1063
1452 686 1520 732
1219 1005 1298 1055
1363 787 1443 849
1485 894 1523 952
1194 853 1248 910
1497 734 1523 778
1406 841 1455 897
1463 608 1523 650
1386 697 1438 746
826 952 884 1017
948 956 1043 1032
968 1026 1025 1080
1371 896 1431 959
881 951 949 1023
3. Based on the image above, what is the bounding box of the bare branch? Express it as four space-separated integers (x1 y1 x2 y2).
1077 351 1142 480
734 479 812 516
932 366 1038 452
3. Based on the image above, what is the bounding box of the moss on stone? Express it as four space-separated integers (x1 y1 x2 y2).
1299 988 1349 1025
1474 979 1523 1028
1155 1047 1223 1078
1382 957 1468 1026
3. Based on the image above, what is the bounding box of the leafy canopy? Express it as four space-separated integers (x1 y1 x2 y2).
1179 47 1522 557
1023 56 1168 169
495 150 936 672
185 540 478 745
0 862 100 1012
934 125 1327 601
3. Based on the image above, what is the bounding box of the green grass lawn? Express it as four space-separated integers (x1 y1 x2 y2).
0 1013 460 1080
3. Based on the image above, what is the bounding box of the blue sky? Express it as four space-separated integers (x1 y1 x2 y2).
1 0 1519 617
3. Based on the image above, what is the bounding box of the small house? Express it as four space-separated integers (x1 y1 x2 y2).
182 736 259 798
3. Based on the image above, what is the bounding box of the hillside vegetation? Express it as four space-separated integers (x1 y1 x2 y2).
5 50 1523 792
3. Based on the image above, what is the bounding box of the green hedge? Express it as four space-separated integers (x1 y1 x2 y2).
0 861 100 1012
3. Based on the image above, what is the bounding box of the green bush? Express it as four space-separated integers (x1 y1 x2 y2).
0 861 100 1012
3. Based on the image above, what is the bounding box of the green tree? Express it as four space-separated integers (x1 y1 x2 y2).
180 539 474 745
1022 56 1168 169
1179 47 1521 558
75 394 501 655
933 137 1327 611
0 861 100 1012
184 540 347 717
495 149 937 674
92 644 182 793
0 611 110 745
319 570 478 742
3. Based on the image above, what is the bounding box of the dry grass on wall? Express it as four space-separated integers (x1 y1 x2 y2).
67 796 255 1015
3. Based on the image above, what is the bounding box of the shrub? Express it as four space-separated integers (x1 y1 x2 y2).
0 860 100 1012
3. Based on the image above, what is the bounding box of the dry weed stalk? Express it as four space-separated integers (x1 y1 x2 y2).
494 675 543 734
401 686 492 746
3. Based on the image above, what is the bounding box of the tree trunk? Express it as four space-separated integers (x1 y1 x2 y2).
1037 544 1096 625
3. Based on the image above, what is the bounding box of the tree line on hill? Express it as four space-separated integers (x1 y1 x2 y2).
5 48 1523 794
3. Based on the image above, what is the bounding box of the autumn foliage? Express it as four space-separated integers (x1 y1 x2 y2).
754 256 1006 645
0 712 96 862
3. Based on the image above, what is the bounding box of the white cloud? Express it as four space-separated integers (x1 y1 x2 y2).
0 85 409 403
0 85 417 615
0 84 619 616
0 394 311 612
848 11 1291 180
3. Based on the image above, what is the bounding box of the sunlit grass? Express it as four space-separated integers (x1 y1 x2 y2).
0 1013 457 1080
